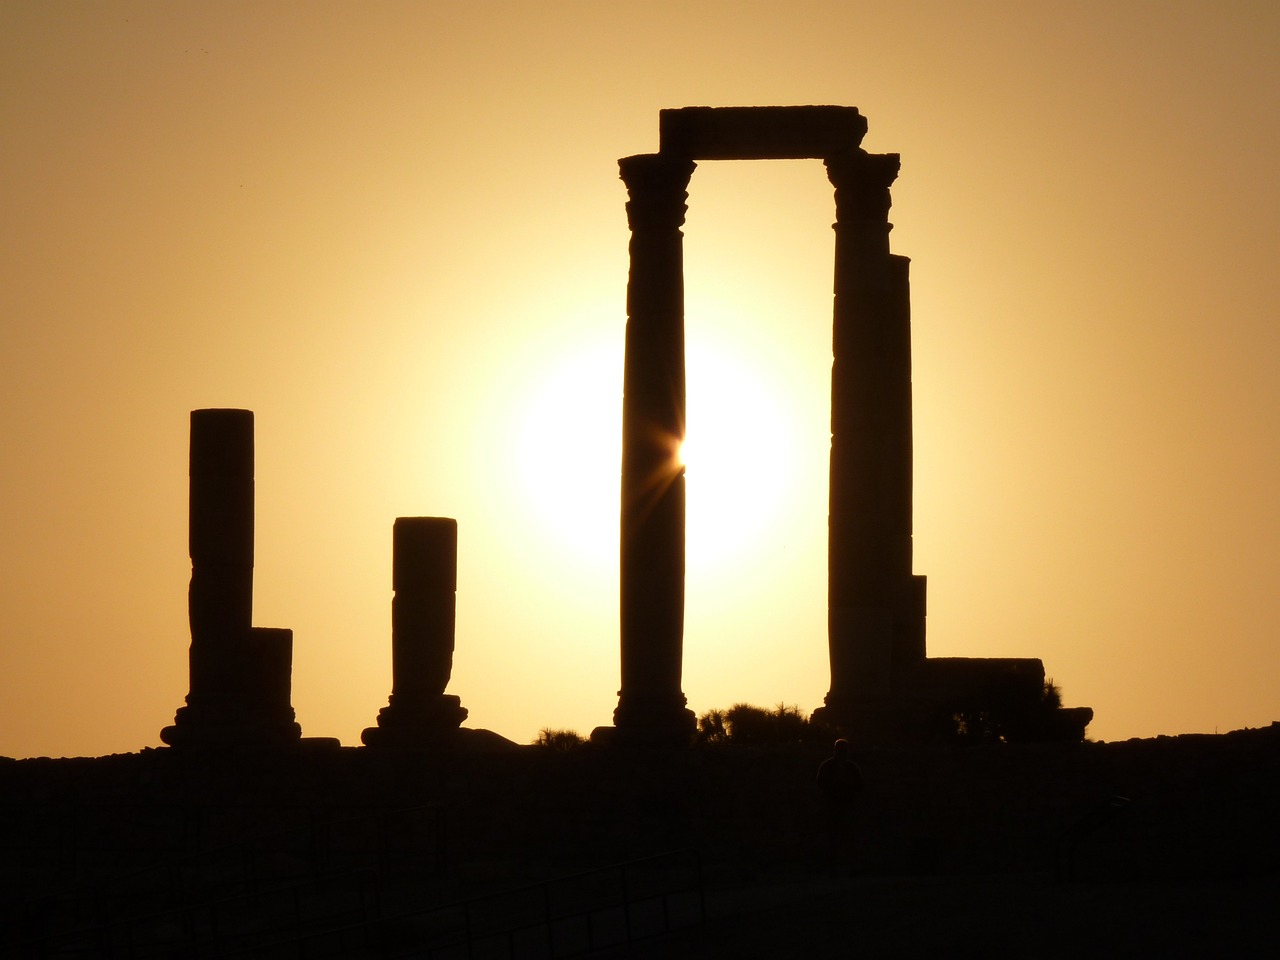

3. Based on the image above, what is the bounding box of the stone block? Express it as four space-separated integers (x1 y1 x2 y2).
659 105 867 159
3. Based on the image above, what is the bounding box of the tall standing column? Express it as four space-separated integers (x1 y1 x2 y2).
821 150 925 728
611 153 698 744
185 408 255 708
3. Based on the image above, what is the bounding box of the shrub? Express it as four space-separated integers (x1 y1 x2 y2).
533 728 586 751
941 680 1069 744
696 703 823 745
725 703 775 744
772 703 809 742
696 709 728 744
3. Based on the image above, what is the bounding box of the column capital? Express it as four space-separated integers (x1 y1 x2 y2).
825 150 900 223
619 153 696 232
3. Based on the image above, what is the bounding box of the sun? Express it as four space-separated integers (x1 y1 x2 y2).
509 316 807 581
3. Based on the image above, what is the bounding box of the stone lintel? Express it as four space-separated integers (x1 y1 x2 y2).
659 105 867 160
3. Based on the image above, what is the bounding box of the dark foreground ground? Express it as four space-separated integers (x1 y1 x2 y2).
2 724 1277 957
623 872 1278 958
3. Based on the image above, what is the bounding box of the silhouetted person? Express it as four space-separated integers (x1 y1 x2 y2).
816 738 864 869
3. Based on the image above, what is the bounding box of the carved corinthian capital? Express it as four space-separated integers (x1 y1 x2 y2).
619 153 696 232
825 150 900 223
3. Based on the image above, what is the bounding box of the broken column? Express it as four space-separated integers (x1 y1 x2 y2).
609 153 698 745
817 150 927 733
160 408 302 748
362 517 467 746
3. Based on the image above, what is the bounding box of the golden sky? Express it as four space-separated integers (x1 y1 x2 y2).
2 1 1277 757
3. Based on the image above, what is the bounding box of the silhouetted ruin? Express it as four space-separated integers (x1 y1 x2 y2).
152 108 1089 752
15 103 1278 960
160 409 303 748
599 106 1091 746
362 517 469 746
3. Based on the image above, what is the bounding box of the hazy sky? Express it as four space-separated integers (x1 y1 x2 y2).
2 1 1277 757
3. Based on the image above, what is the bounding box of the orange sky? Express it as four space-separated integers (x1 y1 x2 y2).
2 1 1277 757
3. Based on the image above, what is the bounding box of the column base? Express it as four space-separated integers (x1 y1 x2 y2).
360 694 468 747
160 701 303 749
812 687 922 747
597 692 696 747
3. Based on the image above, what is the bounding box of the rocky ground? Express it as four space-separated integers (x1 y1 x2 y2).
2 724 1277 956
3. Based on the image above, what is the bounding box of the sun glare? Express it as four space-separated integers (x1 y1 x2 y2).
683 336 801 576
509 308 808 587
510 339 621 569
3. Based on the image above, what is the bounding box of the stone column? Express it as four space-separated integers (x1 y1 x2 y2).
611 153 698 744
186 408 255 707
820 150 925 727
362 517 467 746
161 408 301 747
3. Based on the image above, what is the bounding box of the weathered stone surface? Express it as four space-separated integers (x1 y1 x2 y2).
608 153 698 747
659 105 867 159
363 517 468 747
186 408 254 704
822 151 921 726
161 409 302 748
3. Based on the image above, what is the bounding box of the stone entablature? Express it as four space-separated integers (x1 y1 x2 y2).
658 105 868 159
